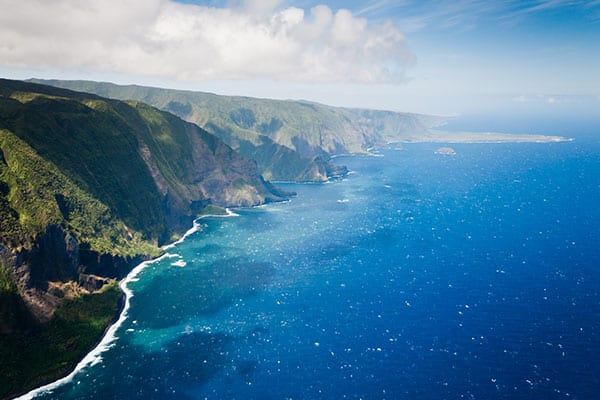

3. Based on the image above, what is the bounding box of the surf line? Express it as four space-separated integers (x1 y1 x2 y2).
163 208 239 250
17 209 240 399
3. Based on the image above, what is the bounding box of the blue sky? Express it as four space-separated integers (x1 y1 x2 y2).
1 0 598 115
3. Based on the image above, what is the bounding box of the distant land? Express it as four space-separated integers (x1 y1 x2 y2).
29 80 571 175
28 79 443 181
1 77 572 399
404 130 572 143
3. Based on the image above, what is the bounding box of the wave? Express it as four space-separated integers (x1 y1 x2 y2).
16 210 240 399
171 259 187 267
163 208 239 250
16 252 174 399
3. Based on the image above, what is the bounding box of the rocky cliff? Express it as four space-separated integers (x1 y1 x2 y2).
0 79 288 398
30 79 446 182
0 77 287 316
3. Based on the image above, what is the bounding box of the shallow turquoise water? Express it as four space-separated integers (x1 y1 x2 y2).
32 134 599 399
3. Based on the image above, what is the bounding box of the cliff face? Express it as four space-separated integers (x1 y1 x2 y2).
1 80 286 242
0 78 286 330
0 78 291 398
0 225 142 323
30 79 446 182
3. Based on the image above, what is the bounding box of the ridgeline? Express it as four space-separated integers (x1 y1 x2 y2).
30 79 445 182
0 79 286 399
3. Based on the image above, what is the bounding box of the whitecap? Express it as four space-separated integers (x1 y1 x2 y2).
18 207 243 398
223 208 240 217
16 252 175 400
171 259 187 267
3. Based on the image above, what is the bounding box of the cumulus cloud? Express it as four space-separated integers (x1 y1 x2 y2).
0 0 413 83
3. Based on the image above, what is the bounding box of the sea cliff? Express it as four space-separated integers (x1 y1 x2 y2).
0 79 286 398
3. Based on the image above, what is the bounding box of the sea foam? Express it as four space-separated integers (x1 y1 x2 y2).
171 259 187 267
16 253 171 399
17 208 239 400
14 211 241 399
163 208 239 250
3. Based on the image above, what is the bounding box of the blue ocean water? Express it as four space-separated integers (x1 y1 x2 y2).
29 120 599 399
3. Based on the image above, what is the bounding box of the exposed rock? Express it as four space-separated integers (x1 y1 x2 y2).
0 225 131 322
24 225 80 288
78 274 113 292
435 147 457 155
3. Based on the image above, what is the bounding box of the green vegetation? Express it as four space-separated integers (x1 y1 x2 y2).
0 283 122 399
0 79 283 246
28 79 444 182
0 129 154 256
205 121 328 182
0 94 166 242
0 263 15 294
0 78 286 398
198 204 228 216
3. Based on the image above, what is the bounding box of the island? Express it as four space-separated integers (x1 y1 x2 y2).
435 147 457 155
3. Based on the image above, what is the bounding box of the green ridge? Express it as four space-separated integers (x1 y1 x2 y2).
0 128 153 256
0 78 286 398
30 79 445 181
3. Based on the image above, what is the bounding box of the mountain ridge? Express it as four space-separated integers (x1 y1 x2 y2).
29 79 445 181
0 78 287 398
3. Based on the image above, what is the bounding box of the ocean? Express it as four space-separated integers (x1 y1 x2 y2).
24 117 599 399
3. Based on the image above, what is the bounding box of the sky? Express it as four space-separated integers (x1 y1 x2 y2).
1 0 599 115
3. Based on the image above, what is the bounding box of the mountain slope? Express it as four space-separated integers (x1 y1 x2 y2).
1 79 285 241
31 79 445 181
0 78 286 398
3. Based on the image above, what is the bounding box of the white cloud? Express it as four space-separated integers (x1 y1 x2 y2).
0 0 413 83
243 0 283 15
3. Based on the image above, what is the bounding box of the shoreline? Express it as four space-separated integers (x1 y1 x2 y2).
400 130 573 143
163 208 239 250
14 128 570 398
16 209 240 400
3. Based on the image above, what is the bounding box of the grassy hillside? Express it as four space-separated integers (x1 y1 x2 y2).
2 80 284 241
0 78 286 398
0 282 123 398
31 79 445 181
0 128 155 256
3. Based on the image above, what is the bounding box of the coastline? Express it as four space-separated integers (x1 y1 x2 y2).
15 209 240 400
400 130 573 143
13 127 571 398
163 208 239 250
